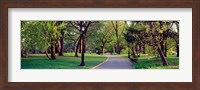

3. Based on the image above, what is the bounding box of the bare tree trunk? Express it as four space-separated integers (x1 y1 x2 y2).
32 49 36 54
78 35 82 53
128 43 130 58
101 43 105 55
21 50 25 57
116 31 120 55
24 49 28 58
45 50 51 60
58 30 64 56
143 44 146 54
75 36 81 57
164 42 167 57
80 31 85 66
157 44 168 66
50 37 56 60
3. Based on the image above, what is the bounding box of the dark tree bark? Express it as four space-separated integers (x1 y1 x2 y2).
21 50 24 57
74 37 81 57
78 37 82 53
164 42 167 57
156 44 168 66
32 49 36 54
101 43 105 55
143 44 146 54
24 50 28 58
176 43 179 57
45 50 51 60
160 41 167 57
127 43 130 58
58 30 64 56
50 37 56 60
80 31 85 66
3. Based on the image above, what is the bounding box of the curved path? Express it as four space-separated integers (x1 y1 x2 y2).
94 54 133 69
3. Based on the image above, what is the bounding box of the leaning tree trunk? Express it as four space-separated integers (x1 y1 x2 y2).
157 44 168 66
58 30 64 56
45 50 51 60
160 41 165 55
50 37 56 60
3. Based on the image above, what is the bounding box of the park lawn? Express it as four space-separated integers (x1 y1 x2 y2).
21 53 107 69
119 54 179 69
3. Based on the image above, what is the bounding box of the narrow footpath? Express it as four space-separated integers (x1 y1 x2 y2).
94 54 133 69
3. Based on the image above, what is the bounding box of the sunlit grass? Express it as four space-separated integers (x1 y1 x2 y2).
120 54 179 69
21 53 107 69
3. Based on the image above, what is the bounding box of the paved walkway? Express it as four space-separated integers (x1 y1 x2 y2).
94 54 133 69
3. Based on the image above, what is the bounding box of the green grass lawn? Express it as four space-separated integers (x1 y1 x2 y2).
119 54 179 69
21 53 107 69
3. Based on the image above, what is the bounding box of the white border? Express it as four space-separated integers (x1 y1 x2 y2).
8 8 192 82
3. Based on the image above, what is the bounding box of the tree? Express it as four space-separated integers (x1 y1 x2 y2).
124 21 177 66
145 21 169 65
124 26 140 62
70 21 93 66
169 21 179 57
124 21 146 60
111 21 126 54
65 25 80 57
21 21 67 60
21 21 44 57
95 22 113 55
57 21 68 56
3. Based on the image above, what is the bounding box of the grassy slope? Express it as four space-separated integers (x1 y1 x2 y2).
21 53 107 69
119 54 179 69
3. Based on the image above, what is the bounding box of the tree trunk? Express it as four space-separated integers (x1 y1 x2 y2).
164 42 167 57
32 49 36 54
102 43 105 55
79 36 82 53
160 41 167 57
83 33 86 53
176 43 179 57
58 30 64 56
45 50 51 60
157 44 168 66
128 44 130 58
74 37 81 57
50 37 56 60
21 50 25 57
116 35 120 55
80 31 85 66
24 49 28 58
131 43 136 59
143 44 146 54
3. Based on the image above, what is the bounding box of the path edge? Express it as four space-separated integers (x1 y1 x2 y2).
91 56 109 69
